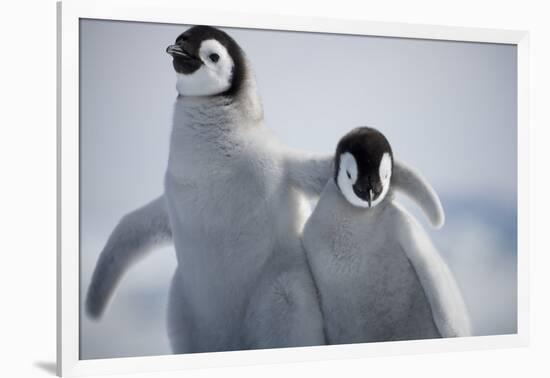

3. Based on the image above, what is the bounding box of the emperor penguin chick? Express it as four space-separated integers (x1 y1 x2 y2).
160 25 327 352
302 127 471 344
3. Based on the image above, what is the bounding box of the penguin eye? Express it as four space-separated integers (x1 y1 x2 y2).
346 171 352 179
209 53 220 63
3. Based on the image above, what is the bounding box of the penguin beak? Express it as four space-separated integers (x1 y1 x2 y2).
367 190 372 208
166 44 192 58
352 183 374 208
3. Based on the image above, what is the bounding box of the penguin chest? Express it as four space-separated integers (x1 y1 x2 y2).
164 147 283 258
304 202 436 343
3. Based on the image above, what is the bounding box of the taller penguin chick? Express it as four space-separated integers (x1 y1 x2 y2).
162 25 328 352
303 127 471 345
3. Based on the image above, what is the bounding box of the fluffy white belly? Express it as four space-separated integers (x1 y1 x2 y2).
165 165 280 280
314 237 438 343
163 155 310 347
303 184 440 344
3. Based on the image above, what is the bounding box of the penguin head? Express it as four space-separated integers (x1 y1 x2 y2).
334 127 393 209
166 26 245 97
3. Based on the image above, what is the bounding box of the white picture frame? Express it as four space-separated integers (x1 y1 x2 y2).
57 0 529 376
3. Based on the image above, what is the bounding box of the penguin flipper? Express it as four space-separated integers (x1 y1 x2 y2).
85 195 172 319
392 159 445 229
284 150 333 197
393 203 471 337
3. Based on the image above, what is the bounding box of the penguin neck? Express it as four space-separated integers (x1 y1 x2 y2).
172 60 264 136
325 179 395 219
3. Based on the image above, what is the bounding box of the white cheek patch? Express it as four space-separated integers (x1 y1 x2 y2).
175 39 235 96
337 152 368 208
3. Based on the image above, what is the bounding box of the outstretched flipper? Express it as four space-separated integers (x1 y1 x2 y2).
392 158 445 229
394 202 471 337
285 151 445 228
86 196 172 319
284 150 334 197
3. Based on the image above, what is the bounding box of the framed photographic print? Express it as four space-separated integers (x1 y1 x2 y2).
57 0 529 376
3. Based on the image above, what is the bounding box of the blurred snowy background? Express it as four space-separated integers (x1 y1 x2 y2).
80 19 517 359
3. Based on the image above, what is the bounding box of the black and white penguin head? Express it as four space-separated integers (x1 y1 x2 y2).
335 127 393 208
166 26 245 97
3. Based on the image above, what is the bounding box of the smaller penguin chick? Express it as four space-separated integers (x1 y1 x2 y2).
335 127 393 208
303 126 470 344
